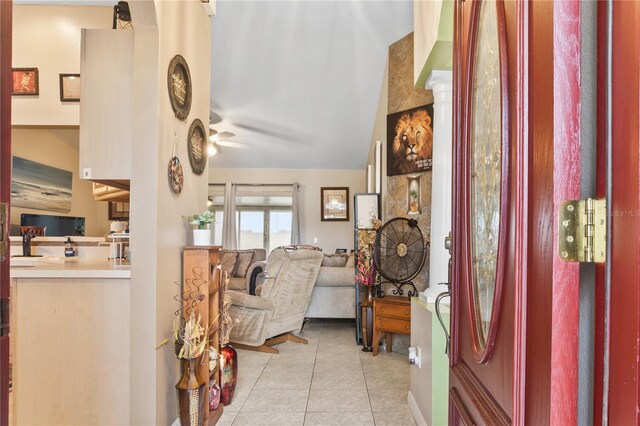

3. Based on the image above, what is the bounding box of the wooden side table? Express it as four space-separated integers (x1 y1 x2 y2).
372 296 411 356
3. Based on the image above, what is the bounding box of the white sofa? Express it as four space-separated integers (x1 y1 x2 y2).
306 253 356 319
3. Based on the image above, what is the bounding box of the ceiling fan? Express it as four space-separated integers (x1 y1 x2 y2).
208 126 251 157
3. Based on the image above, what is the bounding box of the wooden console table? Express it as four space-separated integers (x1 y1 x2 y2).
372 296 411 356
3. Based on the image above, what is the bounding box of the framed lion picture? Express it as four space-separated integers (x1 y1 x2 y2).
386 104 434 176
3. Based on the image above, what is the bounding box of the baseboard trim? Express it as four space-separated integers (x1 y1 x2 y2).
408 390 428 426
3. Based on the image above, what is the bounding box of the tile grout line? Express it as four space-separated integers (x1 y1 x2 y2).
302 319 322 425
361 345 377 426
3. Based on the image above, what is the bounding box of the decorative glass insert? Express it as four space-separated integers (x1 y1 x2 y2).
469 0 501 346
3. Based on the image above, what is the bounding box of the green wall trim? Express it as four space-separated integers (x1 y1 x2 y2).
415 0 454 88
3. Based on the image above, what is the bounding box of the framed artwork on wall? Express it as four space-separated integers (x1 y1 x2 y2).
386 104 434 176
108 202 130 220
12 68 39 96
59 74 80 102
11 156 72 212
320 187 349 221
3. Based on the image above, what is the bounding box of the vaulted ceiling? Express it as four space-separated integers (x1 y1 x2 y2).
209 0 413 170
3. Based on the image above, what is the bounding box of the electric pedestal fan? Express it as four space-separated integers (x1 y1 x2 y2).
373 217 427 297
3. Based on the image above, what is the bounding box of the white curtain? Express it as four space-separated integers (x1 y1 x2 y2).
291 182 301 244
221 182 237 249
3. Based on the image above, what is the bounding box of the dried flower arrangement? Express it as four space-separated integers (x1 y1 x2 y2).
356 218 382 286
173 312 210 359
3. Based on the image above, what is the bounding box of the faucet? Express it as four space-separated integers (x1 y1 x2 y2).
22 229 36 257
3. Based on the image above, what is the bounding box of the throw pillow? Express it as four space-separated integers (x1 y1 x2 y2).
220 251 238 276
345 252 355 267
321 253 348 267
234 250 255 278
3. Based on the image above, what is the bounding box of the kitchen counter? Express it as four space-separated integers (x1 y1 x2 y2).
10 258 130 424
10 257 130 279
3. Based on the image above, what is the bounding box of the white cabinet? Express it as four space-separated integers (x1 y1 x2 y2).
79 29 133 181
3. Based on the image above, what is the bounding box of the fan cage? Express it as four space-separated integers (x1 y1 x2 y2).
373 217 426 284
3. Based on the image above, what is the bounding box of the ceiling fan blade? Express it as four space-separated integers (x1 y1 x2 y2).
217 140 250 149
218 131 236 139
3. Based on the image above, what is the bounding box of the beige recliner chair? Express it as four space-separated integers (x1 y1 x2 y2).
226 247 323 354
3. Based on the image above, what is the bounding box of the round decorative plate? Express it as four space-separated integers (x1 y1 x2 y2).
168 156 184 194
187 119 208 175
167 55 192 120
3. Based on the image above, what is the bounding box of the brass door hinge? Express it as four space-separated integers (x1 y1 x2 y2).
559 198 606 263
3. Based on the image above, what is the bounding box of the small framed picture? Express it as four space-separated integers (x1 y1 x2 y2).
12 68 39 96
59 74 81 102
321 187 349 222
108 202 130 220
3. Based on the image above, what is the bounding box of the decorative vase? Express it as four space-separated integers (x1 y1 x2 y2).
366 285 374 303
176 358 206 426
193 229 211 246
209 380 221 411
361 286 374 352
219 344 238 405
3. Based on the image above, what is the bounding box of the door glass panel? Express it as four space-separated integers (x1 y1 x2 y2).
470 0 501 346
269 211 292 252
238 210 264 249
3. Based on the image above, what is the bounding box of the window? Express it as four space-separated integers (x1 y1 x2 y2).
209 185 294 252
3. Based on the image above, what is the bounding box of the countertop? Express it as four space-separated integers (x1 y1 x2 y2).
10 257 130 279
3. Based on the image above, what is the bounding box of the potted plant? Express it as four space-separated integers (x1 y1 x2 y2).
190 210 215 246
409 188 419 213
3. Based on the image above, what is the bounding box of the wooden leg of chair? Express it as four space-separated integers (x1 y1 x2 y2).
285 333 308 345
231 342 279 354
264 332 308 348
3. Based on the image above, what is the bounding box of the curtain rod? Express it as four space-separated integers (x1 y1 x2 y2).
208 183 295 187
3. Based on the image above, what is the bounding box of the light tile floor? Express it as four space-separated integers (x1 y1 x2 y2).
217 319 416 426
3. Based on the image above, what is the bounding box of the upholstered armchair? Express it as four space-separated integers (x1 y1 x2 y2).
226 247 323 354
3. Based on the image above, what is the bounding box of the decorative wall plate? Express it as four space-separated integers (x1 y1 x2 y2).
167 55 192 120
168 156 184 194
187 119 207 175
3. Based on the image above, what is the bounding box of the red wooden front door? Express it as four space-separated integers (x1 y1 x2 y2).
0 2 11 426
449 0 582 423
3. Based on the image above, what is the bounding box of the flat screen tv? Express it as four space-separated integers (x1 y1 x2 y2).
21 214 85 236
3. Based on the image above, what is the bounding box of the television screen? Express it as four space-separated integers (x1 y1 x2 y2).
21 214 85 237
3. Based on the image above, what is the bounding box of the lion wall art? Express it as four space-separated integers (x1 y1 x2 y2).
386 104 434 176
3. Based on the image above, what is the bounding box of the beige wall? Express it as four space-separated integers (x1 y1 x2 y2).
368 61 389 220
10 128 110 236
414 1 443 86
128 1 211 424
210 168 365 253
12 5 112 126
